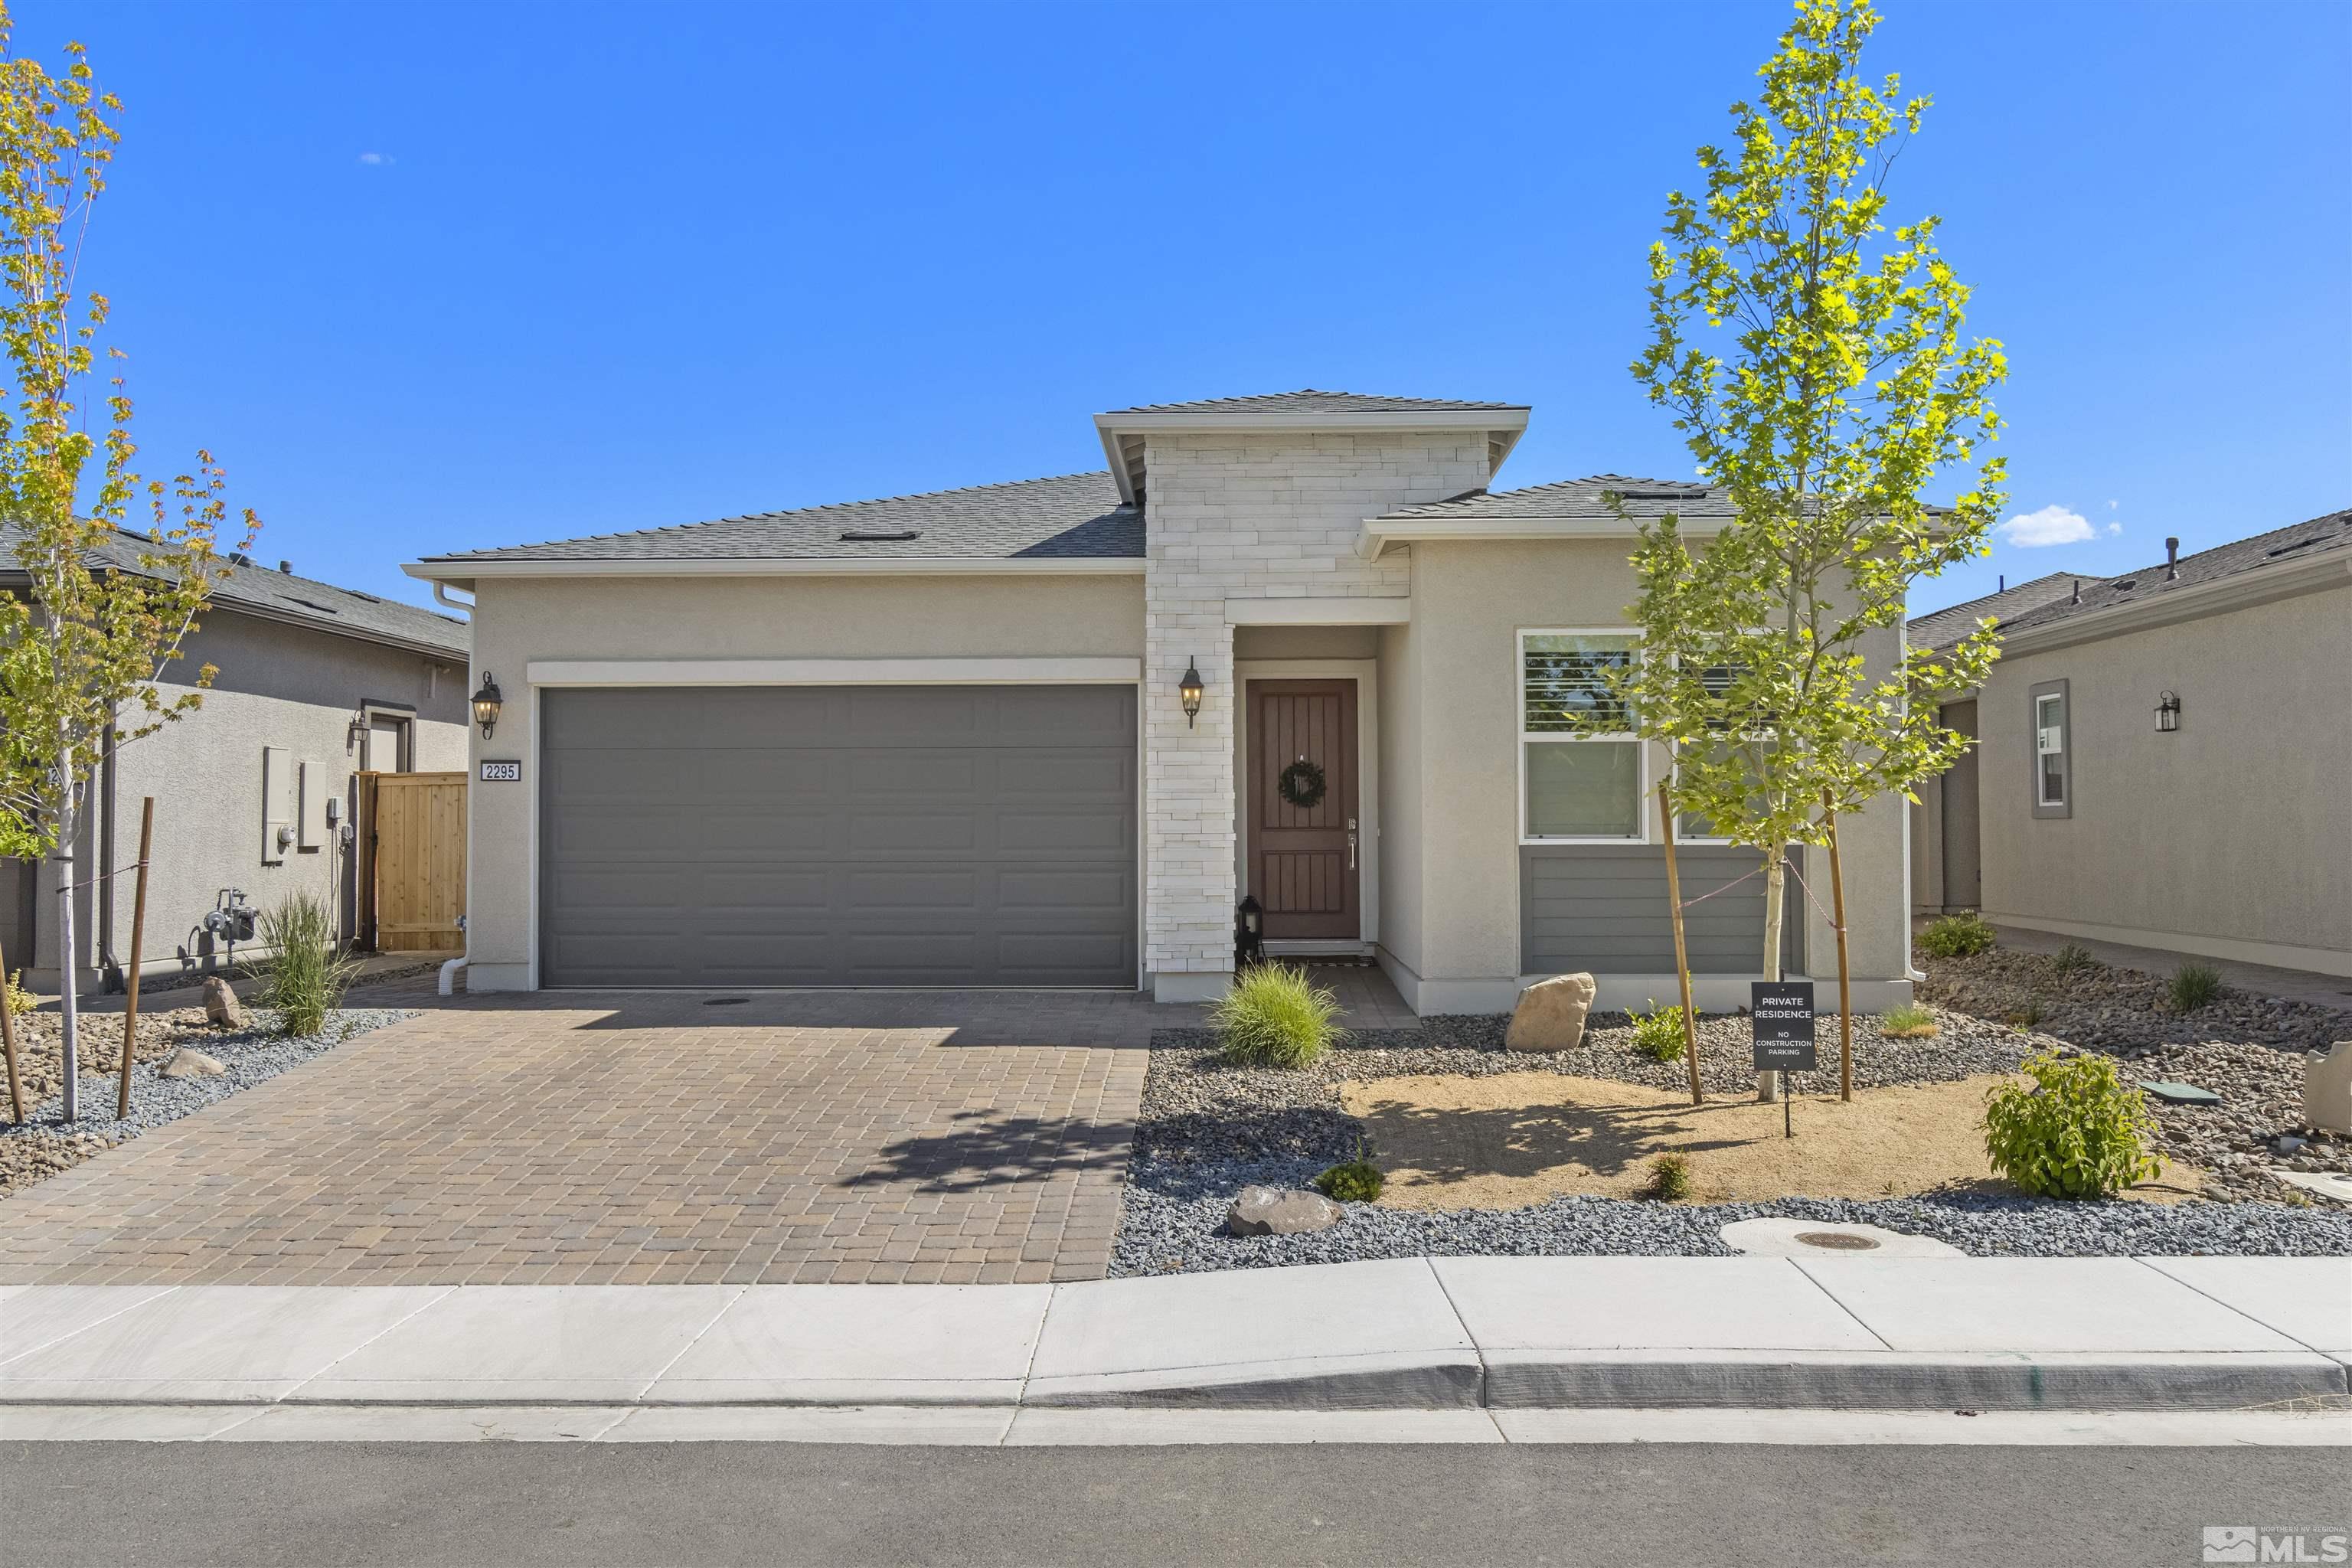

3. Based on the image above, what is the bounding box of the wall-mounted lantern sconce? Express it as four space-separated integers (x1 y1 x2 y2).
2154 690 2180 733
1179 657 1204 728
472 672 505 739
1236 894 1264 970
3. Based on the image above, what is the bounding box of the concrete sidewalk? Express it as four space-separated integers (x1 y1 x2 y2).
3 1257 2347 1415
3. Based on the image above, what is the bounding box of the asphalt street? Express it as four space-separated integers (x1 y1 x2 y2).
5 1440 2345 1566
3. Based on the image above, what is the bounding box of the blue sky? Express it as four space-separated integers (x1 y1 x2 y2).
21 0 2350 615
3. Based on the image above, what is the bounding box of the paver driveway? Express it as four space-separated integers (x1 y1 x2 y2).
0 987 1209 1288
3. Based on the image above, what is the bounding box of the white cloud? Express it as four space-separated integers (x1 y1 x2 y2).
2105 522 2122 536
1998 505 2095 547
357 152 394 166
2105 499 2118 510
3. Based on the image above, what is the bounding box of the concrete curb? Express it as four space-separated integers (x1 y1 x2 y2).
4 1256 2346 1413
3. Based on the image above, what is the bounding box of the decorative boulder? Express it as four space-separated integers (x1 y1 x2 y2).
157 1047 227 1080
1504 972 1596 1053
201 977 247 1030
2305 1040 2352 1135
1225 1185 1341 1236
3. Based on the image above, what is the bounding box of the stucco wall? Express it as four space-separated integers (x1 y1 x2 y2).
24 607 468 988
1376 619 1424 978
1383 539 1912 1011
460 572 1147 991
1975 581 2352 972
1140 430 1490 997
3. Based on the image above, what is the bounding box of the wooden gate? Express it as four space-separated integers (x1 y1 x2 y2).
359 771 467 952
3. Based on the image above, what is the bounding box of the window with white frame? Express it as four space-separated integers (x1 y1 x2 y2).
1520 630 1643 840
2034 688 2068 809
1674 661 1743 842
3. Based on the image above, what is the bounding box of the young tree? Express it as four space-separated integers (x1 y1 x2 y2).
0 5 251 1120
1592 0 2004 1097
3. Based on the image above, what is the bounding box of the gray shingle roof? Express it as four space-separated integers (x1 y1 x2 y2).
1991 509 2352 639
2 521 468 657
1370 474 1737 524
1907 572 2096 651
420 471 1142 567
1102 389 1527 416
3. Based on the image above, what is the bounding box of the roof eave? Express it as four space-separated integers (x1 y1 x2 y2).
1354 514 1727 560
1 567 468 662
402 555 1146 585
1991 550 2352 656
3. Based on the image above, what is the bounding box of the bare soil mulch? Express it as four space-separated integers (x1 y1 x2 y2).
1340 1070 2200 1209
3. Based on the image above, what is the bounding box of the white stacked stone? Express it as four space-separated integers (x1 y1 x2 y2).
1142 430 1491 989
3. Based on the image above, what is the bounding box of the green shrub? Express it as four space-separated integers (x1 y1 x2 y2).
2167 962 2224 1014
1315 1142 1383 1203
2 969 30 1018
1877 1002 1939 1039
250 893 358 1037
2050 942 2098 980
1646 1152 1692 1201
1918 912 1997 959
1214 962 1343 1069
1982 1050 2162 1200
1628 1000 1687 1062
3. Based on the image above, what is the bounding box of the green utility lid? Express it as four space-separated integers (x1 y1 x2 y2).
2138 1080 2221 1106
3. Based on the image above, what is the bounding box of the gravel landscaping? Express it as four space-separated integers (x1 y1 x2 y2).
0 1005 413 1195
1112 946 2352 1274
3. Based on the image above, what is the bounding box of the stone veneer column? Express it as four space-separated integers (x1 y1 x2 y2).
1139 430 1492 1000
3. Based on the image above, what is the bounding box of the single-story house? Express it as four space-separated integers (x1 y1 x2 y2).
2 528 472 993
1909 509 2352 977
406 390 1915 1012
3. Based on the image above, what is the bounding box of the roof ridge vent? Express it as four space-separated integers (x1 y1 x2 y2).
839 529 922 542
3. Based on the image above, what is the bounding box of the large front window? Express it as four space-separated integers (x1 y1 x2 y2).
1521 631 1643 840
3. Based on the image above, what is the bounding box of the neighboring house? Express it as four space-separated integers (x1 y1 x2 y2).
2 528 472 993
1909 510 2352 978
406 390 1914 1012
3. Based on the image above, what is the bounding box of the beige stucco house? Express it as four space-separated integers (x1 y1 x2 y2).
406 390 1916 1013
4 528 472 993
1910 509 2352 978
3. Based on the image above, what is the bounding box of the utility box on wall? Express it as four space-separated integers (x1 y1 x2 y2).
298 759 328 851
261 746 294 864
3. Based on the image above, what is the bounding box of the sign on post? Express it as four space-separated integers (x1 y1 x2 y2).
1750 982 1817 1073
479 760 521 782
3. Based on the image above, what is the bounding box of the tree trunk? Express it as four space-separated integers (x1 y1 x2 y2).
1824 792 1853 1104
54 798 79 1124
1756 848 1784 1102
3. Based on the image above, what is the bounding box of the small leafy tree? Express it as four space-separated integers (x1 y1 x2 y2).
1580 0 2004 1096
0 5 252 1119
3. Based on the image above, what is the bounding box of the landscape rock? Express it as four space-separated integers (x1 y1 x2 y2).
201 977 246 1029
1225 1185 1342 1236
2305 1040 2352 1134
156 1047 227 1079
1504 972 1596 1053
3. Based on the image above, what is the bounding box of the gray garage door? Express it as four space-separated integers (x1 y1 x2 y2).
540 686 1138 988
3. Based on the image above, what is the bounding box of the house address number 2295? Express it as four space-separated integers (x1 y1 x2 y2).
479 760 522 782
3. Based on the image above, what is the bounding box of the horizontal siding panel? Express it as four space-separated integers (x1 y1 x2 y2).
1521 845 1803 976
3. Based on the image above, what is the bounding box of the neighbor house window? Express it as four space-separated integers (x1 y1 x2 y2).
1521 631 1643 840
2030 679 2070 820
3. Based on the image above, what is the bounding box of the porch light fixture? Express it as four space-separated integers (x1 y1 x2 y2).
471 672 505 739
1178 657 1205 728
2154 690 2180 733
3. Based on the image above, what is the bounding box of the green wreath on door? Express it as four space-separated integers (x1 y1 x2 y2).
1277 759 1327 810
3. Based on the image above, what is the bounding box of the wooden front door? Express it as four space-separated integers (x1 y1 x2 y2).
1246 679 1360 942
